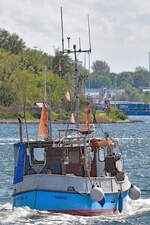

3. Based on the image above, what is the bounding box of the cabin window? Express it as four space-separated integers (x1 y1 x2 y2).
33 148 45 162
98 148 105 161
27 147 46 174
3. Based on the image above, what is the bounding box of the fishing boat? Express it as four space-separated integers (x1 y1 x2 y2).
12 103 141 216
12 7 140 215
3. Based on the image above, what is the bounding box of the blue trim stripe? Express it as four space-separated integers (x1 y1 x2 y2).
13 190 128 213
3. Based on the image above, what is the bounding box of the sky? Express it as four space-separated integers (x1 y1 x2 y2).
1 0 150 73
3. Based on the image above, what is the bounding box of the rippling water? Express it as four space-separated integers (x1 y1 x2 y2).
0 116 150 225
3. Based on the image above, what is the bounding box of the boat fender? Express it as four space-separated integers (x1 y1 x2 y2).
128 184 141 200
90 186 104 202
98 196 105 207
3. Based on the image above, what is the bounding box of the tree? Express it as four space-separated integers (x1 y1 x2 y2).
135 66 148 73
92 60 110 75
19 52 43 75
0 29 25 54
0 51 20 81
117 72 133 89
10 70 39 113
132 71 149 88
86 73 112 89
24 48 53 71
0 51 20 106
52 50 74 78
35 71 68 111
78 64 90 88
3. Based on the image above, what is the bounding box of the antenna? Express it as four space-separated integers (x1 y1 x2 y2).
79 37 81 51
88 15 91 53
84 52 86 69
60 7 64 53
59 8 92 127
67 37 70 50
48 86 52 140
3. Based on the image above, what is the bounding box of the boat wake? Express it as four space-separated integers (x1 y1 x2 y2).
0 197 150 225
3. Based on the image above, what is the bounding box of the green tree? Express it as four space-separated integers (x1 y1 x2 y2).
117 72 133 89
0 51 20 106
78 64 89 88
35 71 68 111
19 52 43 75
92 60 110 75
86 73 112 89
132 70 149 88
0 50 20 81
24 48 53 71
0 29 25 54
10 70 39 112
52 50 74 78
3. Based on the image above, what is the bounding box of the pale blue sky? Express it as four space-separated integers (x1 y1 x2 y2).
1 0 150 73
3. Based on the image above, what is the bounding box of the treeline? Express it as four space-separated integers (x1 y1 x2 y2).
86 60 150 101
0 28 150 119
0 28 90 117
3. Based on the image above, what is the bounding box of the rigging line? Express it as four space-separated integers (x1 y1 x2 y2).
23 102 30 148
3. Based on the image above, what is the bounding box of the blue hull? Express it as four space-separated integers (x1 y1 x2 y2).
13 190 128 215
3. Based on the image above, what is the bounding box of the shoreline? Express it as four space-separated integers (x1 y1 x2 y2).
0 118 143 124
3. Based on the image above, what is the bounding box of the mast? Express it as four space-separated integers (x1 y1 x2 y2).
60 7 91 128
73 44 79 127
60 7 64 53
48 86 52 140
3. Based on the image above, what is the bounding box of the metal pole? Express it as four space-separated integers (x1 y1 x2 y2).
148 53 150 87
73 44 79 128
88 52 90 89
60 7 64 52
44 65 47 104
48 86 52 140
18 118 23 143
84 135 89 177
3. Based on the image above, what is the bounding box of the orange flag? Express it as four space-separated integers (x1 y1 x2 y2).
82 106 90 131
38 104 48 138
65 91 71 102
81 117 89 131
70 113 75 124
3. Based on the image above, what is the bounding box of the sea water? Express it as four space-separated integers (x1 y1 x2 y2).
0 117 150 225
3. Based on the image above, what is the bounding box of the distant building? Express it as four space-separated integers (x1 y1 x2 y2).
84 88 125 103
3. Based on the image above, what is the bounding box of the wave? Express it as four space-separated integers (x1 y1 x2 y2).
123 196 150 216
0 138 19 142
0 138 36 145
0 197 150 225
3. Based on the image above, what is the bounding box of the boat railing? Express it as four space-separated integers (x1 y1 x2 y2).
58 128 79 139
53 135 91 148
